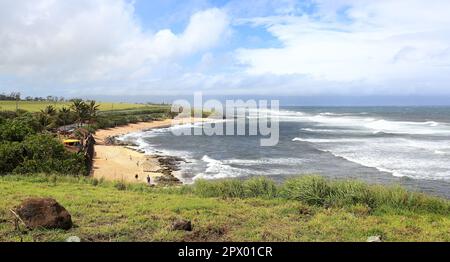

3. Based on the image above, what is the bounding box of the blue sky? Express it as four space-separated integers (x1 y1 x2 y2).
1 0 450 103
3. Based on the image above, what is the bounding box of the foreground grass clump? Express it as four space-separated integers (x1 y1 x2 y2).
0 175 449 242
280 176 449 214
193 178 278 199
192 176 449 215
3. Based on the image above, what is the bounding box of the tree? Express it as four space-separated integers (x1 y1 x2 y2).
41 105 57 116
58 107 72 127
39 105 57 130
70 99 88 127
87 100 100 123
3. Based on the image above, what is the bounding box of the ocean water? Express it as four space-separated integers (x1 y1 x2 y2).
120 107 450 198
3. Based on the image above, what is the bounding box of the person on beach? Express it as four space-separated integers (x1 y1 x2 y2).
135 174 139 180
147 175 151 185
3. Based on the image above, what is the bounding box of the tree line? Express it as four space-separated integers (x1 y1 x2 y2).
0 92 71 102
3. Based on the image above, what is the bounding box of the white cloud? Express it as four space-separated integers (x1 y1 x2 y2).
235 0 450 95
1 0 450 98
0 0 229 86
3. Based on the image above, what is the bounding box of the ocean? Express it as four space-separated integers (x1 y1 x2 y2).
120 107 450 198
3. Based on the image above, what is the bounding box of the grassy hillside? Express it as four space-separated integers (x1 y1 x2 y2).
0 101 148 112
0 175 449 242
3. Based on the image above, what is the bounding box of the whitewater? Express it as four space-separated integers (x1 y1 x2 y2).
120 106 450 198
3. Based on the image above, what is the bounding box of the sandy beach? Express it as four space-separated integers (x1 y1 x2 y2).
92 118 206 184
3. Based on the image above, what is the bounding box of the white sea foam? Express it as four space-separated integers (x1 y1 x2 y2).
293 136 450 180
224 157 306 166
193 155 250 180
264 108 450 136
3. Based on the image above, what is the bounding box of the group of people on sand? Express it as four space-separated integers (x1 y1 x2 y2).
130 154 152 186
134 174 152 186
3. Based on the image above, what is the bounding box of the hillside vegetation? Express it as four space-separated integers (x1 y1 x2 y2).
0 101 148 112
0 175 449 242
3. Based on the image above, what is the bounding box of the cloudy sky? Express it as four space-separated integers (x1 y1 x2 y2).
1 0 450 100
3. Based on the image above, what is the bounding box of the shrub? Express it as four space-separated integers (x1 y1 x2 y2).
0 111 18 119
0 142 24 173
0 134 87 176
91 178 99 186
22 134 66 160
0 119 35 142
115 181 127 191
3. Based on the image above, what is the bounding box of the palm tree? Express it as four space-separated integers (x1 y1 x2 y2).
40 105 57 116
87 100 100 123
71 99 88 127
58 107 71 127
39 105 57 130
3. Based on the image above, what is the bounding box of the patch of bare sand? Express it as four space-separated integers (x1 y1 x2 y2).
92 118 206 184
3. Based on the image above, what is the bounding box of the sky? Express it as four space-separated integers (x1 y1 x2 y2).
1 0 450 103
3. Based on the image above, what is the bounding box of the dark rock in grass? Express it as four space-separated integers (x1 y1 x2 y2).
15 198 72 230
172 219 192 231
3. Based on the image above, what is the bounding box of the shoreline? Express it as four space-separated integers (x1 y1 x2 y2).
92 118 206 185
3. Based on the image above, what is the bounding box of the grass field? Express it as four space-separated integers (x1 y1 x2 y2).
0 101 148 112
0 175 449 242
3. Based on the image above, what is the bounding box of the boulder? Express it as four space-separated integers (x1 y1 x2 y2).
172 219 192 231
367 235 382 242
15 198 72 230
66 236 81 242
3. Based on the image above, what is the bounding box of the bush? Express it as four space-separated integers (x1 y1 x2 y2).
0 119 35 142
91 178 99 186
0 134 87 176
0 111 18 119
115 181 127 191
22 134 66 160
0 142 24 173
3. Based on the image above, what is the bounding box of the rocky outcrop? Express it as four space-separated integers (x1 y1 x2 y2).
152 156 186 185
15 198 72 230
155 174 182 185
103 136 137 146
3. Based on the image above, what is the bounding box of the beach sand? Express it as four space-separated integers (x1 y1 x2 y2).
92 118 206 184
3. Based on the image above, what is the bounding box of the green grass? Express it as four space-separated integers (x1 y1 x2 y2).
0 175 449 242
0 101 148 112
